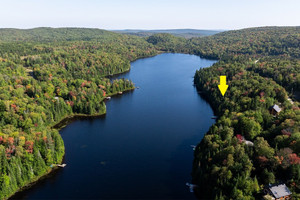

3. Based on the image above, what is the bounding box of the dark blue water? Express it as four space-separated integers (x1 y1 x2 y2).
14 53 216 199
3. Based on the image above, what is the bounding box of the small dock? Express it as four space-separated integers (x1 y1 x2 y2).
190 145 196 151
186 183 198 193
51 163 67 168
57 164 67 168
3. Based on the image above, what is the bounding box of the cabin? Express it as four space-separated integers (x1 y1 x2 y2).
264 183 292 200
236 134 254 146
270 104 282 115
244 140 254 146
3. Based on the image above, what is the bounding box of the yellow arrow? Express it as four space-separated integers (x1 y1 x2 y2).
218 76 228 96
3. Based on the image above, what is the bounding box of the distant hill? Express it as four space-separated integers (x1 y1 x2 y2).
0 28 222 42
189 26 300 59
0 27 121 42
113 29 223 38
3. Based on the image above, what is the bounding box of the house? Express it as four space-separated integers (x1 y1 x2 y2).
270 104 282 115
236 134 254 146
264 183 292 200
244 140 254 146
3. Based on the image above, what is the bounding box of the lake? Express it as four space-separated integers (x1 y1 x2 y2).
12 53 216 199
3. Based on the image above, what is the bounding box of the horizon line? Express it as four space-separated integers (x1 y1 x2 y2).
0 25 299 31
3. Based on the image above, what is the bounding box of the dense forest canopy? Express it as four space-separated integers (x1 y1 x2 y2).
0 26 299 199
0 28 121 42
189 26 300 59
0 28 158 199
189 27 300 199
193 59 299 199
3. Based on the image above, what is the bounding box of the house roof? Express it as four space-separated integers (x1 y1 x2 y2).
269 184 292 198
244 140 254 146
272 104 281 113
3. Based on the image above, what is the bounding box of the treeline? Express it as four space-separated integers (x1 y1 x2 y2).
146 27 300 60
114 29 221 39
0 28 159 199
0 28 123 42
190 26 300 59
146 33 191 53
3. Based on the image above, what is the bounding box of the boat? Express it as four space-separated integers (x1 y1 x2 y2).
211 116 217 119
105 97 111 100
118 92 123 95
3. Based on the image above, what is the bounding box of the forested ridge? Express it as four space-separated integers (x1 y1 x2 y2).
0 28 158 199
114 29 221 38
189 27 300 199
190 26 300 59
0 26 299 199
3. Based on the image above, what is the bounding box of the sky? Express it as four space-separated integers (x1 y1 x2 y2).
0 0 299 30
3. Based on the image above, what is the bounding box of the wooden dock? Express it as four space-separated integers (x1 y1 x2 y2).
57 164 67 168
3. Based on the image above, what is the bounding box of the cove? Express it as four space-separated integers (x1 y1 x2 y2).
12 53 216 199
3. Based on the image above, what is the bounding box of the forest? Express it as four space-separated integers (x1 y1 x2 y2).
0 28 158 199
190 27 300 199
0 26 299 199
113 29 221 38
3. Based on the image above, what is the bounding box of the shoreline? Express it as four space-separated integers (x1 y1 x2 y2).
52 86 135 130
7 163 64 200
8 87 135 200
8 53 215 200
105 52 163 79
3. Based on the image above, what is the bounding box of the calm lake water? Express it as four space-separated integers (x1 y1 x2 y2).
13 53 216 199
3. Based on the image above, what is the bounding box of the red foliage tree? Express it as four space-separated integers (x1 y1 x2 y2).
7 137 14 145
289 153 300 165
25 140 34 153
258 156 269 167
